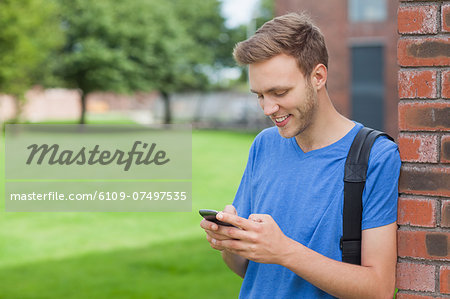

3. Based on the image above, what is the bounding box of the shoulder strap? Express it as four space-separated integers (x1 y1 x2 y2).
341 127 393 265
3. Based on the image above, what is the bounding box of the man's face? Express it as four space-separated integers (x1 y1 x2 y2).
249 54 317 139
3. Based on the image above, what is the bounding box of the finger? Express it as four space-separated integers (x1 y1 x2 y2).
223 205 237 215
205 230 232 241
207 235 226 251
200 219 218 231
205 224 247 241
215 225 253 241
204 222 246 240
217 212 257 231
214 238 250 251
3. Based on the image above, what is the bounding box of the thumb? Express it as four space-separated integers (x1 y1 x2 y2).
223 204 237 215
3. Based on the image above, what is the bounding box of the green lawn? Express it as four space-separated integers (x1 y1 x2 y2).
0 129 257 298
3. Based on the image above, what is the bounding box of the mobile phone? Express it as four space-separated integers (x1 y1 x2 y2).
199 209 234 227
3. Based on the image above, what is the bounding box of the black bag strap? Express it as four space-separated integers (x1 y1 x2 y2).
341 127 393 265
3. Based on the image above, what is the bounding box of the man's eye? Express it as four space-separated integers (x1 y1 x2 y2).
274 90 287 97
257 94 264 99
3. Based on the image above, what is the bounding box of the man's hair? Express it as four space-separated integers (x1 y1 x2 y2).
233 12 328 78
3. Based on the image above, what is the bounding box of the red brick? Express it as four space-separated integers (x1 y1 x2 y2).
441 265 450 294
398 196 437 227
398 5 438 34
442 70 450 99
398 102 450 132
398 133 438 163
396 293 438 299
442 200 450 228
442 135 450 163
443 4 450 32
398 230 450 260
396 262 435 292
398 70 437 99
399 165 450 197
398 37 450 67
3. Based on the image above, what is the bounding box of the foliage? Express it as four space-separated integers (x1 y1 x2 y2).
52 0 240 123
169 0 246 72
0 0 248 123
52 0 242 92
0 0 63 100
54 0 182 94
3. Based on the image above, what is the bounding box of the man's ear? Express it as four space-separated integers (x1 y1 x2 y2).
310 64 327 91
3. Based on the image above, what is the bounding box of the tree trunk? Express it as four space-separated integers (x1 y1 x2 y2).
12 96 21 123
11 93 26 123
79 90 87 124
161 90 172 124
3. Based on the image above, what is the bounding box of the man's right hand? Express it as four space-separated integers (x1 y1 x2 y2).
200 205 238 251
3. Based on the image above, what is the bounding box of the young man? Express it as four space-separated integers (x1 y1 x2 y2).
200 12 400 298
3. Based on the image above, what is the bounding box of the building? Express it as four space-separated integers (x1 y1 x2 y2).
275 0 399 136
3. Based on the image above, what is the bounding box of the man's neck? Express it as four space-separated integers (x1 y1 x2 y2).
295 91 355 153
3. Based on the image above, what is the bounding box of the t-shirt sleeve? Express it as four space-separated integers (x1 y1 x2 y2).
361 136 401 230
232 138 257 220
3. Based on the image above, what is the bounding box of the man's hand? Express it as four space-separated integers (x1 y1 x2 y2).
212 212 291 264
200 205 250 278
200 205 239 251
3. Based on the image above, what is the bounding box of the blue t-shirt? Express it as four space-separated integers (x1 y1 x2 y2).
232 122 401 299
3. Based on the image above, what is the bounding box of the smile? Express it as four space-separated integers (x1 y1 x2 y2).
273 115 291 127
275 115 289 123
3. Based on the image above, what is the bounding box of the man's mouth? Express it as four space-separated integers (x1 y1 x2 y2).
273 114 291 127
275 115 289 123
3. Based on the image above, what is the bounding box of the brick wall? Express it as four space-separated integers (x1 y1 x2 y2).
397 1 450 298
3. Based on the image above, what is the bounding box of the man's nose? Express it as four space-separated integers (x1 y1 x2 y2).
262 97 279 116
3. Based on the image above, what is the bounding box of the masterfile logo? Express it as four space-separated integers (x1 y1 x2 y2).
6 124 191 180
26 141 170 171
5 124 192 212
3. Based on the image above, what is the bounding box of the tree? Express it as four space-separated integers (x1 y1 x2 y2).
0 0 63 120
157 0 246 122
53 0 181 123
54 0 239 124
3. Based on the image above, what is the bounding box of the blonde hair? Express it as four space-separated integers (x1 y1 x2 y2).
233 12 328 77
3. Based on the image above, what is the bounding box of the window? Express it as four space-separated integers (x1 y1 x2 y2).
351 45 385 130
348 0 387 22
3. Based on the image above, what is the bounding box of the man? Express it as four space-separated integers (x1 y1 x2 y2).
200 12 400 299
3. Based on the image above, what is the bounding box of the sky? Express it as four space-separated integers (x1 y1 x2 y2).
220 0 260 27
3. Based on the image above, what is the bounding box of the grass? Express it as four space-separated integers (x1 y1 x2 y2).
0 128 257 298
0 238 239 299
